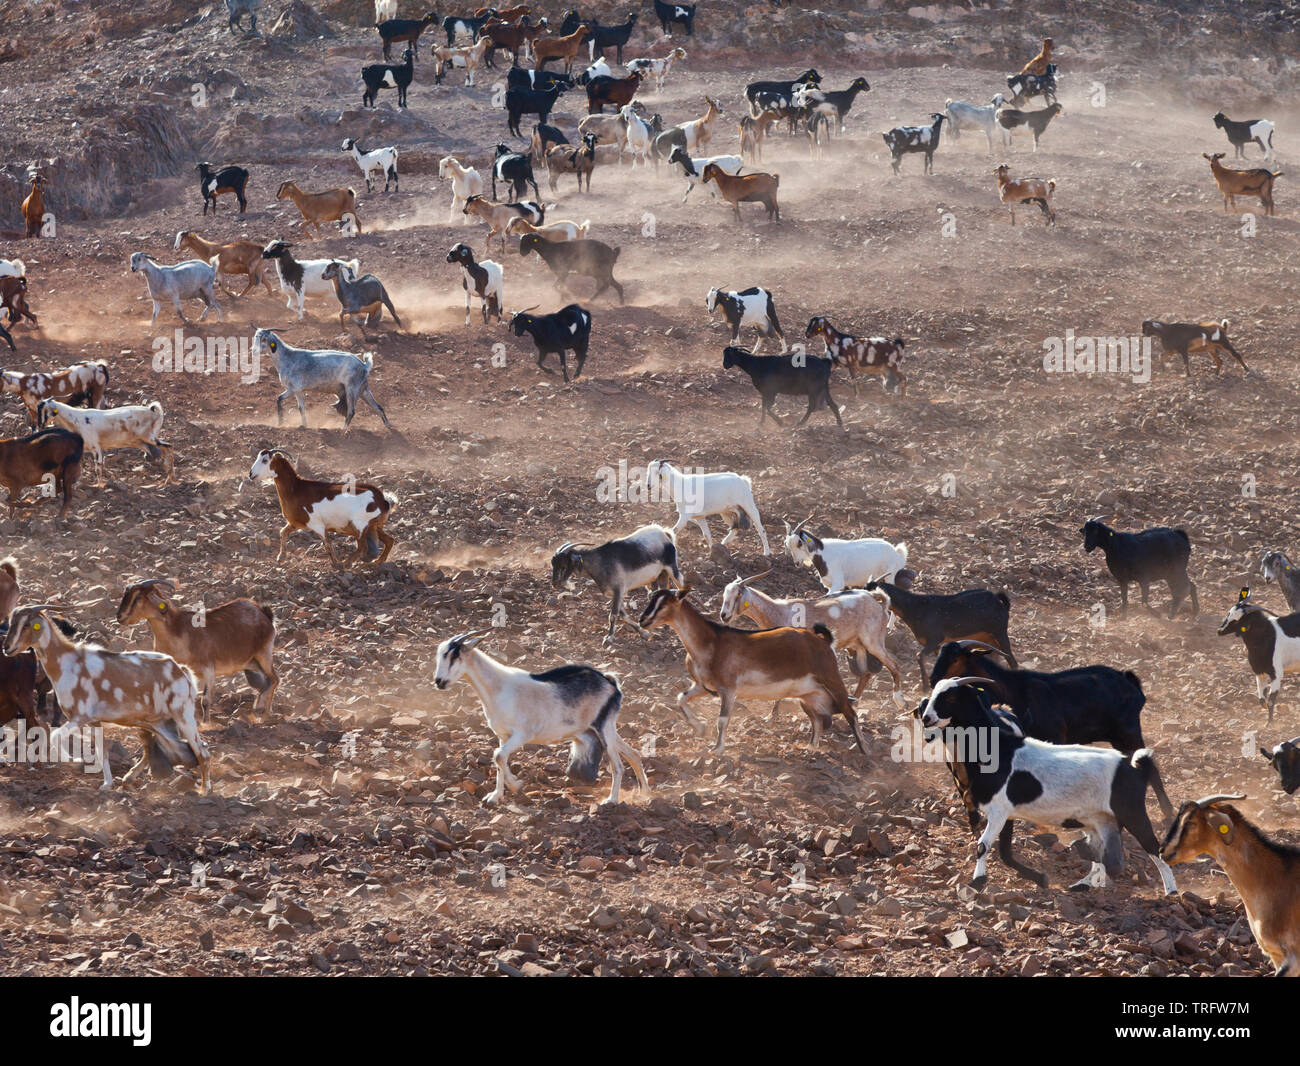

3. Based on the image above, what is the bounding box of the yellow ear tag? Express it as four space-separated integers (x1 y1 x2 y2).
1241 626 1246 632
32 622 40 631
1218 824 1230 834
158 602 167 612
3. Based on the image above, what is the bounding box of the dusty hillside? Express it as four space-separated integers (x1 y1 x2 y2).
0 0 1295 977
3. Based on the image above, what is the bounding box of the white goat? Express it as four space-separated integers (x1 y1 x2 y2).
37 399 173 483
944 94 1008 153
667 147 742 202
375 0 397 21
581 57 611 83
341 138 399 193
128 252 221 326
0 259 25 279
434 630 649 805
438 156 485 224
784 518 908 593
645 459 770 555
620 104 658 167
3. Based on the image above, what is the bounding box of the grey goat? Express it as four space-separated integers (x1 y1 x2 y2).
252 328 393 430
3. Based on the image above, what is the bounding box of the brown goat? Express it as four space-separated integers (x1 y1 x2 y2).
21 175 44 239
0 427 83 518
533 24 589 72
1161 795 1300 977
277 181 361 237
586 70 642 114
0 276 37 328
117 578 278 719
1204 152 1282 216
1019 37 1054 76
702 164 780 222
639 587 866 754
174 230 275 297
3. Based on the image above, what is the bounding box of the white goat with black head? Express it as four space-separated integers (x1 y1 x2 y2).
1218 587 1300 724
551 525 683 644
645 459 770 555
434 630 649 805
784 516 908 593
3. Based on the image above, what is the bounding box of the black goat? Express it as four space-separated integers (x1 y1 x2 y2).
1213 111 1275 159
799 77 870 134
928 640 1171 818
443 13 492 43
1261 550 1300 612
195 162 248 215
722 345 843 432
745 69 821 117
654 0 695 36
586 12 638 63
864 579 1015 684
558 9 582 36
882 114 946 175
552 525 682 641
995 102 1062 151
507 68 575 93
509 304 593 382
492 144 540 200
362 47 415 108
1081 518 1197 618
378 12 438 61
531 122 569 161
506 83 569 139
1261 736 1300 794
519 234 623 303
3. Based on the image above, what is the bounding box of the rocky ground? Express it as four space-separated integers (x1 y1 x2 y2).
0 0 1295 976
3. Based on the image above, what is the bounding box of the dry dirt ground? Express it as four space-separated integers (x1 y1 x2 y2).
0 7 1297 977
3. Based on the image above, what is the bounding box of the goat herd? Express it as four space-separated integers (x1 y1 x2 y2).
0 1 1295 979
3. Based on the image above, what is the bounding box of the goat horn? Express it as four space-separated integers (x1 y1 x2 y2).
954 639 1011 660
947 676 992 689
15 604 68 615
739 567 773 587
136 578 177 593
792 512 814 534
1194 793 1246 808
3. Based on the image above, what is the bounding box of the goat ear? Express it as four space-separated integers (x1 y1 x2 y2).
1204 810 1236 843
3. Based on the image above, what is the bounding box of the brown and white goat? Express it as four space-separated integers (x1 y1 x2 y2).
432 36 492 85
679 96 723 152
463 194 543 253
993 164 1055 225
174 230 275 297
117 578 278 719
277 181 361 237
1203 152 1282 217
505 216 590 242
249 448 395 568
720 570 906 707
4 604 211 791
1 360 108 427
702 165 780 223
639 587 866 754
805 316 906 396
1162 794 1300 977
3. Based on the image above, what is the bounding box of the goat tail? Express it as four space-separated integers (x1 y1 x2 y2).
381 288 402 327
1221 318 1230 331
1047 179 1057 191
260 604 275 624
363 351 375 371
811 622 835 647
579 219 591 235
996 591 1011 610
148 401 163 415
209 254 222 271
1130 747 1157 779
894 541 908 564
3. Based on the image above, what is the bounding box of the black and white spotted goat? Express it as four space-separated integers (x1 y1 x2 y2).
434 630 649 805
918 676 1178 894
882 113 946 175
551 525 683 643
1219 587 1300 724
1260 736 1300 794
706 285 785 352
1260 550 1300 612
446 243 504 326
